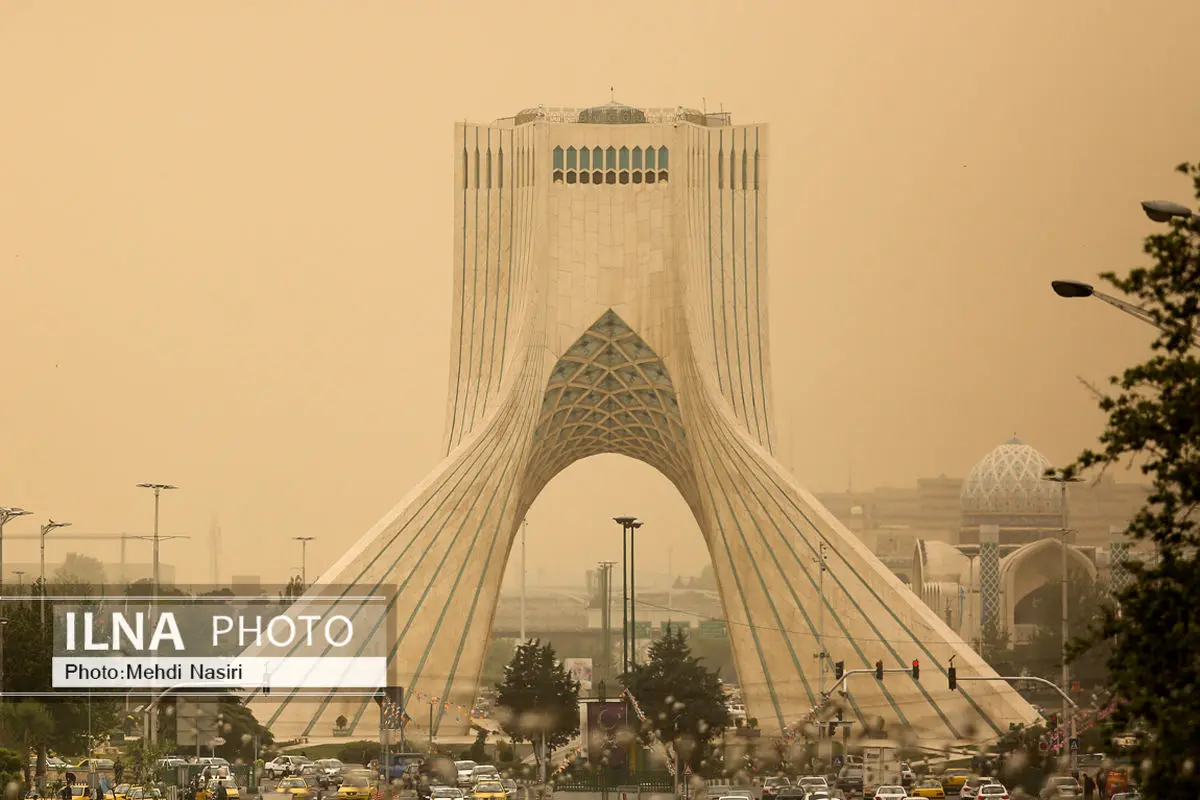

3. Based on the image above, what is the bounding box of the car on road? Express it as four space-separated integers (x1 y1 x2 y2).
1039 777 1081 799
900 763 917 788
314 759 346 788
203 779 240 800
772 791 806 800
959 778 994 798
797 777 829 794
455 762 477 787
940 770 971 794
337 775 374 800
500 780 517 800
276 778 315 800
266 757 313 780
429 789 464 800
470 766 500 785
873 785 907 800
835 766 863 796
471 781 506 800
975 784 1009 800
762 777 791 800
912 779 947 798
718 791 754 800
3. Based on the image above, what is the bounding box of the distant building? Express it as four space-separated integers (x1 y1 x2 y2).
5 560 176 588
818 435 1150 644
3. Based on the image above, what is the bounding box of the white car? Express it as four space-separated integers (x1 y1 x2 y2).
976 785 1009 800
454 761 477 787
874 786 907 800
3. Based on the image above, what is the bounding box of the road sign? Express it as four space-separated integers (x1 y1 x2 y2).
1038 740 1049 753
210 736 226 746
684 766 692 776
833 755 845 767
699 619 727 639
1069 738 1079 753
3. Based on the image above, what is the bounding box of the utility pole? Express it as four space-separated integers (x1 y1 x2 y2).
293 537 315 586
520 518 528 643
816 543 828 695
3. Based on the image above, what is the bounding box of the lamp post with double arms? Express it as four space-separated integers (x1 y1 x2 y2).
40 520 71 628
1044 473 1083 771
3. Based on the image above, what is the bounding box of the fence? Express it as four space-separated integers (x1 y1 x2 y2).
552 771 673 793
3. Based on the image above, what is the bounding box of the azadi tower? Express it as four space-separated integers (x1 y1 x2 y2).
247 102 1039 744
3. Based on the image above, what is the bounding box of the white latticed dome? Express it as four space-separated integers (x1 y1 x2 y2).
961 435 1061 515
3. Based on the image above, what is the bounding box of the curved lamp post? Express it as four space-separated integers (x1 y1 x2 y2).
1050 280 1200 348
1141 199 1195 222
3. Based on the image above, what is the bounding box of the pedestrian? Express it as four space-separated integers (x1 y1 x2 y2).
215 782 228 800
59 784 71 800
1083 773 1095 800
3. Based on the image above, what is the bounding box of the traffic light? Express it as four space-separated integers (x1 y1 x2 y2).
948 665 957 691
828 722 838 738
374 686 405 709
911 659 920 680
834 661 845 680
1048 714 1058 732
875 660 884 680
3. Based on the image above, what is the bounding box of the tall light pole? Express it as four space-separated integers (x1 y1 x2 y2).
293 537 315 586
40 520 71 627
0 617 8 696
12 570 24 588
1045 473 1083 771
520 518 528 643
613 517 643 670
136 482 177 616
815 543 828 694
0 506 31 603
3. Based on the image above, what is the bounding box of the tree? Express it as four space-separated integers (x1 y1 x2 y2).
54 553 107 586
1048 161 1200 799
280 576 305 604
494 639 580 769
621 629 731 772
336 715 348 732
0 702 54 786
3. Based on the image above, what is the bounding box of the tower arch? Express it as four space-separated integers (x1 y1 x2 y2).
243 108 1039 745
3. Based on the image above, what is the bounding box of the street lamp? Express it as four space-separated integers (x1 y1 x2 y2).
12 570 24 588
613 516 643 671
40 519 71 627
293 537 315 586
1044 473 1083 772
1141 199 1195 222
136 482 178 621
0 506 31 603
0 617 7 696
1049 280 1200 346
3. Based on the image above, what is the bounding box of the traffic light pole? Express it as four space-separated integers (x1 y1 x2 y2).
950 676 1078 707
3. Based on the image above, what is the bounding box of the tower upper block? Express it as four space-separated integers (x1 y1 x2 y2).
247 102 1039 745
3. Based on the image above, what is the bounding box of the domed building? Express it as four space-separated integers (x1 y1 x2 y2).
960 435 1064 547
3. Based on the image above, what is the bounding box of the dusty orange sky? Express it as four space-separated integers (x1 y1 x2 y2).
2 2 1197 589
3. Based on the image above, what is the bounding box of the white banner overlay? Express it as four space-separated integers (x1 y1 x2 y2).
52 657 386 688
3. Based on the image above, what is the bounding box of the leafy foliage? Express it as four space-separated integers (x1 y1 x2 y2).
621 629 731 771
1048 162 1200 799
494 639 580 762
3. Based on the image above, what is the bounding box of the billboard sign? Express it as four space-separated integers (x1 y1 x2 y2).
586 701 628 767
564 658 593 691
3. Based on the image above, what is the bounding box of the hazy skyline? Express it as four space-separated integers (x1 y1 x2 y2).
3 2 1197 586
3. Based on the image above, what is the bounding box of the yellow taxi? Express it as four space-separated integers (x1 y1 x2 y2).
112 785 130 800
471 781 506 800
941 769 971 793
911 778 947 798
336 775 374 800
276 778 315 800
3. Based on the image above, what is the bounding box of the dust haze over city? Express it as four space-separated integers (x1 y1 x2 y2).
2 1 1199 792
